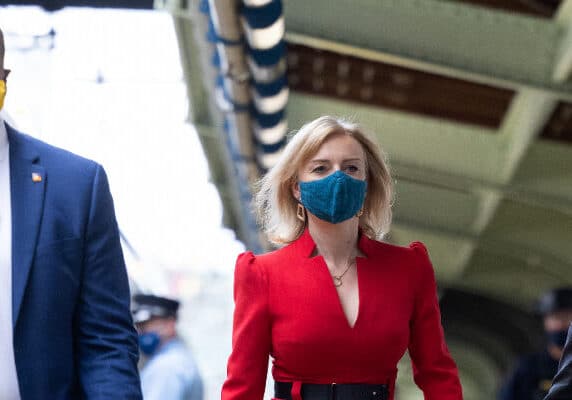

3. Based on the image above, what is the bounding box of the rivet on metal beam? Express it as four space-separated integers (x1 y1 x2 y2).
362 65 375 83
312 78 325 91
289 73 300 86
391 72 414 88
337 60 350 78
360 86 373 100
287 52 299 67
313 57 325 73
383 90 408 105
336 82 350 96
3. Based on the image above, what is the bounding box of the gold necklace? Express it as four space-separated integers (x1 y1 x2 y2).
332 259 355 287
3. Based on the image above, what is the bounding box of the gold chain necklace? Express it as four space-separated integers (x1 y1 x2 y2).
332 259 355 287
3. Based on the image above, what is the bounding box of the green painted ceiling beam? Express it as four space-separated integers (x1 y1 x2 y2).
393 160 572 218
553 0 572 81
172 15 214 126
284 0 572 98
498 91 557 181
392 217 571 282
287 92 505 183
170 8 262 249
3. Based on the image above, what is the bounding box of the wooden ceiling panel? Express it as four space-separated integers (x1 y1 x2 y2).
454 0 561 18
287 43 515 128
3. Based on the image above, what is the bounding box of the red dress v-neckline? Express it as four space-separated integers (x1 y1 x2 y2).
311 255 362 329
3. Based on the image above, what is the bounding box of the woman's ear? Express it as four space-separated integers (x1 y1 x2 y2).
292 180 301 201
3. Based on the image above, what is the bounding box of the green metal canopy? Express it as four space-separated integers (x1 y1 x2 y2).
159 0 572 398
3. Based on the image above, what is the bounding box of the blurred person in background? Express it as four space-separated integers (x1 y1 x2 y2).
544 324 572 399
132 294 204 400
0 27 141 400
499 287 572 400
221 116 463 400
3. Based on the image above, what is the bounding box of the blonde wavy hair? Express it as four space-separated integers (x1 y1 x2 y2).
254 116 393 245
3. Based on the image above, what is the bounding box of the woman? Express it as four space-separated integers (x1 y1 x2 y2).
222 116 463 400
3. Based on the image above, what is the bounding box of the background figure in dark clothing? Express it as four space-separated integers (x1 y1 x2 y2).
499 288 572 400
544 324 572 400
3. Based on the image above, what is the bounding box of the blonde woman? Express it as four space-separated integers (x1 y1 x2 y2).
222 116 463 400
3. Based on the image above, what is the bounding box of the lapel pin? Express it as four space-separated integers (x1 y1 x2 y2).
32 172 42 183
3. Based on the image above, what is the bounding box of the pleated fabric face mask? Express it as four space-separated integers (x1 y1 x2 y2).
299 170 367 224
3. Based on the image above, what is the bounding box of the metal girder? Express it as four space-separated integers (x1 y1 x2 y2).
168 3 265 252
194 121 256 245
393 161 572 218
450 0 572 288
554 0 572 81
392 217 572 280
172 16 213 126
498 91 557 181
284 0 572 98
171 6 247 244
286 92 506 183
467 90 557 237
0 0 154 9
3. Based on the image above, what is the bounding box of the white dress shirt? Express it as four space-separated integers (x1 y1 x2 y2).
0 119 21 400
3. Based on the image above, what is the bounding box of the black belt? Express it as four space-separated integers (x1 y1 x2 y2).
274 381 389 400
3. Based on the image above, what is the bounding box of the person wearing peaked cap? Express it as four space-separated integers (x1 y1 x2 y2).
0 28 141 400
499 287 572 400
132 294 204 400
132 294 180 324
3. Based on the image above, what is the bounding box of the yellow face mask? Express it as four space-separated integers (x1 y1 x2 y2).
0 80 5 110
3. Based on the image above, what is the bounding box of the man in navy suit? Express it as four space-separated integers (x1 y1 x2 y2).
0 28 142 399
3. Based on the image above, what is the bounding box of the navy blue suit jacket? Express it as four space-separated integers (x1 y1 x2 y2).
8 124 142 399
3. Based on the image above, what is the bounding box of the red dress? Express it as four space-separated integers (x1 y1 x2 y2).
222 229 463 400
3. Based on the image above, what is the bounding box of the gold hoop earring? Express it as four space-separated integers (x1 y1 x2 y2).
297 203 306 222
356 208 364 217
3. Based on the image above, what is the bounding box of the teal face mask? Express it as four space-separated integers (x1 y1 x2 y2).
138 332 161 356
299 170 367 224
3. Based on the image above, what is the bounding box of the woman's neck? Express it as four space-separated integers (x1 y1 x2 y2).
308 218 360 265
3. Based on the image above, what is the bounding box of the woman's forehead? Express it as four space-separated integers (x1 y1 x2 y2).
310 133 365 159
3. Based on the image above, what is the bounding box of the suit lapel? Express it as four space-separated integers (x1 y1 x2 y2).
8 126 46 327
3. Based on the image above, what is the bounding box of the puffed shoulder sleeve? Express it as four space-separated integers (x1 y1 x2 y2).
222 252 271 400
408 242 463 400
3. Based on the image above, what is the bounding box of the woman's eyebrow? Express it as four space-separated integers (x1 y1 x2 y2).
309 158 363 163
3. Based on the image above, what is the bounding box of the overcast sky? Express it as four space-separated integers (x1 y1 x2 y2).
0 6 244 293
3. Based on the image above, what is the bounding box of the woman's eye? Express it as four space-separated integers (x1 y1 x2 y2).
311 165 326 173
345 165 358 173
